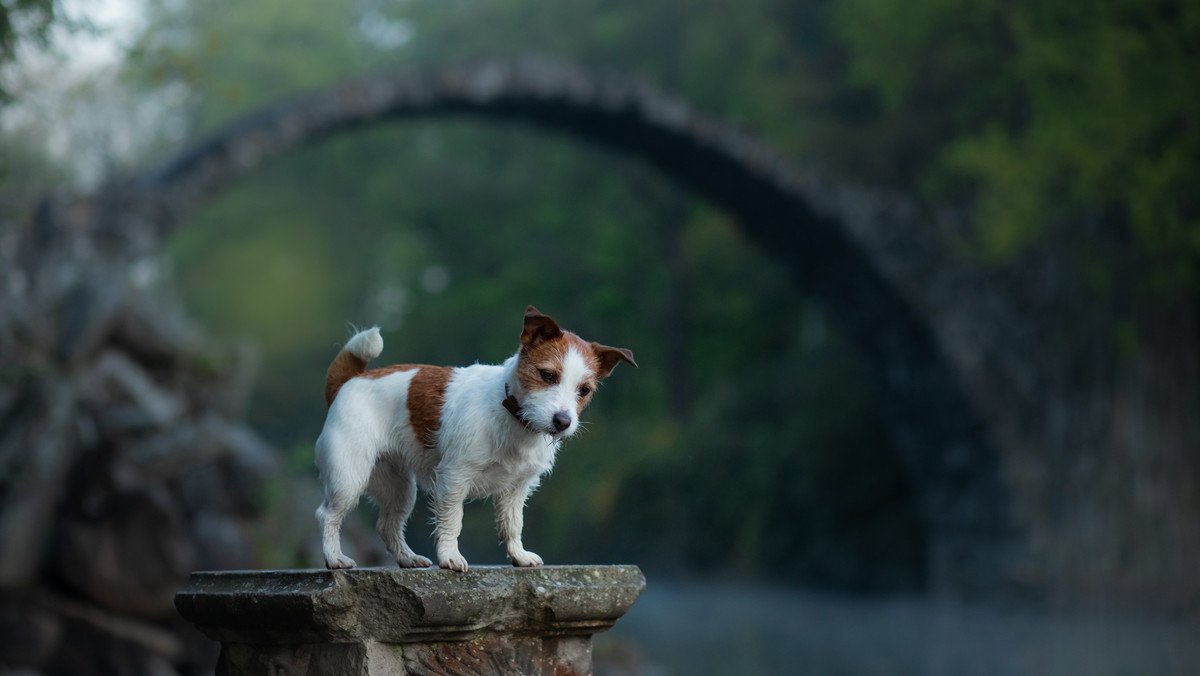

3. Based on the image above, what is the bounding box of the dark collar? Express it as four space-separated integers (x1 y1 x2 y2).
503 383 539 433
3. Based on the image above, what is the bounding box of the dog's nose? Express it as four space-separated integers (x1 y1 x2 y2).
552 411 572 432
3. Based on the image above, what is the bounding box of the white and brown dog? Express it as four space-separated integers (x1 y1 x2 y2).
315 305 636 571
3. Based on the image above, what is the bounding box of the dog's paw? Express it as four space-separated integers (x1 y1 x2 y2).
325 554 357 570
397 553 433 568
439 552 469 572
510 549 544 567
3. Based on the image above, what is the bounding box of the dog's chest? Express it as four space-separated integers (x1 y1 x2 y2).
464 441 557 498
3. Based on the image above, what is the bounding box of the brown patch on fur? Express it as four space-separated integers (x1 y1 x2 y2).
511 306 637 419
325 350 367 407
358 364 453 449
562 331 597 359
589 340 637 377
360 363 419 380
517 334 571 393
407 366 453 448
515 332 607 416
521 306 563 348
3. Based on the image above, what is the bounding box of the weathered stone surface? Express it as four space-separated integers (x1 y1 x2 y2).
176 566 644 676
396 635 592 675
176 566 645 644
215 637 593 676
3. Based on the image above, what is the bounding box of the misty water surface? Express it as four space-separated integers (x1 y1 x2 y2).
596 580 1200 676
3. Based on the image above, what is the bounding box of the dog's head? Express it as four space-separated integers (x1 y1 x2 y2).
507 305 636 438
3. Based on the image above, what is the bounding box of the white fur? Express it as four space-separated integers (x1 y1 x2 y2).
314 331 586 572
343 326 383 361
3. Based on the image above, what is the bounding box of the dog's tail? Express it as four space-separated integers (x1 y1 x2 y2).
325 327 383 407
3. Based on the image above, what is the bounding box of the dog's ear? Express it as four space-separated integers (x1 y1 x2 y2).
521 305 563 348
591 342 637 378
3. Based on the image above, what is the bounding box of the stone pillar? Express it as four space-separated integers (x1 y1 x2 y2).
174 565 645 676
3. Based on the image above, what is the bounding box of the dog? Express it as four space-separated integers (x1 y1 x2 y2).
314 305 636 571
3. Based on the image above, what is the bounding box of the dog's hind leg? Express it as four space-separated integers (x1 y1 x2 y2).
316 496 359 570
368 456 431 568
314 434 374 570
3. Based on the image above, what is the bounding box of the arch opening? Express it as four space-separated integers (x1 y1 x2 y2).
121 59 1017 591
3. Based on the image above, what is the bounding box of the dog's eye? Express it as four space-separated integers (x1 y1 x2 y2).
578 385 592 398
540 370 558 384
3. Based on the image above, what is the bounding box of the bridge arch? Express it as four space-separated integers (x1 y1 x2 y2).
128 58 1018 590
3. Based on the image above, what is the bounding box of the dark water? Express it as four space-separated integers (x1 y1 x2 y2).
595 581 1200 676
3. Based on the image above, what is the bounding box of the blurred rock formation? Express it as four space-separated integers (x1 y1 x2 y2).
0 197 372 675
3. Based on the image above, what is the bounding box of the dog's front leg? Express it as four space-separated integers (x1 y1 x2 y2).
433 482 470 572
496 483 543 567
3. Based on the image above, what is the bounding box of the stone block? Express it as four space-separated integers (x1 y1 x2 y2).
175 565 644 676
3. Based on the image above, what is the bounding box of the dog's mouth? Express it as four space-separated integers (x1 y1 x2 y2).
503 384 577 438
530 417 560 437
532 415 568 438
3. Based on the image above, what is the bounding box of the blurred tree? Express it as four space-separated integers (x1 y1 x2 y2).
0 0 56 103
133 0 370 131
118 0 922 589
0 0 1189 600
834 0 1200 296
0 0 57 193
830 0 1200 598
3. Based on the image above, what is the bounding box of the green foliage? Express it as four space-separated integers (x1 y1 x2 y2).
0 0 56 85
0 0 59 187
585 307 925 591
834 0 1200 294
129 0 923 588
0 0 1189 591
131 0 371 130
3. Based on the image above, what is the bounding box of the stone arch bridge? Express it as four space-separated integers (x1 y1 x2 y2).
58 59 1026 592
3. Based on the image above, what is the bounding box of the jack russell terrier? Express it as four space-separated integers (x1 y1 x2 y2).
315 305 636 571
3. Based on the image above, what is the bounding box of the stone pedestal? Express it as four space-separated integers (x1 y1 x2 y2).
174 565 645 676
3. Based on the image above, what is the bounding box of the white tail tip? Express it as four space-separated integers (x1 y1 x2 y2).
344 326 383 361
